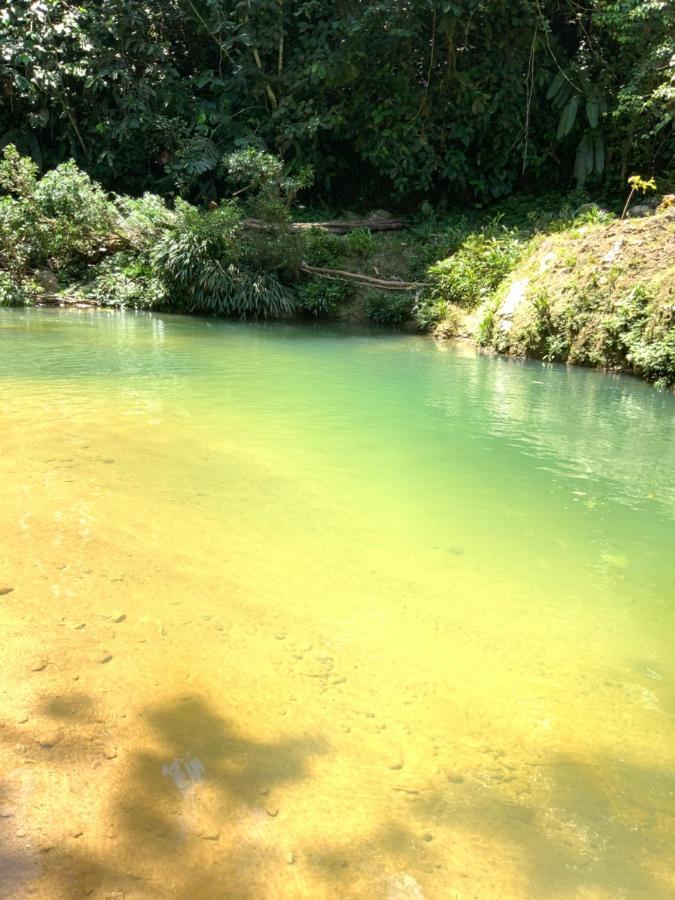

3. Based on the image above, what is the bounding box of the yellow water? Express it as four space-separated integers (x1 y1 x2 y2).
1 308 674 899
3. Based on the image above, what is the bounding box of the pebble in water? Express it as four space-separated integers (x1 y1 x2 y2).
36 731 62 749
386 749 404 771
445 770 465 784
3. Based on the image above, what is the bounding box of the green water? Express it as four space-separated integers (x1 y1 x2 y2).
0 307 674 899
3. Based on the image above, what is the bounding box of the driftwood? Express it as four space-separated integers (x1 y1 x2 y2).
38 292 92 306
244 217 406 234
299 262 425 292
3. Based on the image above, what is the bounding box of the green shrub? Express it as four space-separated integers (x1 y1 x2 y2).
223 148 313 225
296 277 353 317
433 304 464 339
151 199 293 318
363 290 413 325
630 330 675 387
31 162 119 272
0 145 119 276
413 296 448 331
476 300 499 347
407 219 472 276
76 253 166 308
116 193 176 247
0 272 31 306
0 196 34 276
243 227 303 278
427 228 522 308
302 228 346 267
344 227 376 257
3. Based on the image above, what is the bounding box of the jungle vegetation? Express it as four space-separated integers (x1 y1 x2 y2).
0 2 673 385
1 1 672 204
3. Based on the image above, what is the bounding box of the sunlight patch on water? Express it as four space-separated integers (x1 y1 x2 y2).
0 308 674 899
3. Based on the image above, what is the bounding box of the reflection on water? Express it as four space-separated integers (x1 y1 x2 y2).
0 308 674 899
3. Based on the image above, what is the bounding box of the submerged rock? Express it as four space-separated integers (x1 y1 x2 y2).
445 771 465 784
386 748 404 770
36 731 62 748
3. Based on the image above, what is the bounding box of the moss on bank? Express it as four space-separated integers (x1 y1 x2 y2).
475 209 675 388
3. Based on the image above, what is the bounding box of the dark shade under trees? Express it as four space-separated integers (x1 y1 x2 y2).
1 1 673 206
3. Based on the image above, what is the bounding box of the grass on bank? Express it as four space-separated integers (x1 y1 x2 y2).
0 143 673 387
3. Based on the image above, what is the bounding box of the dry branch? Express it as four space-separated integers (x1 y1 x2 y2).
299 262 425 292
244 218 406 234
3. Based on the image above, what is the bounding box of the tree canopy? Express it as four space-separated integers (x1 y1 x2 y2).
1 1 673 204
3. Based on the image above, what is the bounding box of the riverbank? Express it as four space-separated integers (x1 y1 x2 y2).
1 145 673 387
293 199 675 388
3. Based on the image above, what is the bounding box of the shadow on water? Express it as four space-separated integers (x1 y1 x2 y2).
300 752 675 898
1 686 675 897
0 692 327 899
38 692 95 722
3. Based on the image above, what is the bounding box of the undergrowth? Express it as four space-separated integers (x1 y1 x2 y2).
0 143 672 387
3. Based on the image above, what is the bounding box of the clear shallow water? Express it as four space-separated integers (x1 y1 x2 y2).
0 307 674 899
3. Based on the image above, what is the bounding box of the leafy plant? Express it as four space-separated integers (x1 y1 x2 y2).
433 304 464 339
223 148 313 224
0 272 31 306
412 297 449 331
150 199 293 318
363 290 412 325
0 145 119 275
547 71 607 187
116 194 176 247
427 228 521 309
302 228 345 268
621 174 657 219
76 254 165 308
344 228 376 257
296 277 352 317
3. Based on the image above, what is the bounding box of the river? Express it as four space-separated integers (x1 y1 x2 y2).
1 308 674 898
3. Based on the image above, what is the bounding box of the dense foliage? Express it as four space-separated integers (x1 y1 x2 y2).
0 144 298 316
1 1 672 205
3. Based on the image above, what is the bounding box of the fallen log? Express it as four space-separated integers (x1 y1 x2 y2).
244 217 406 234
299 262 426 292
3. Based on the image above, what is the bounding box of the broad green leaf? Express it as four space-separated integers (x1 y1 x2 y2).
586 95 599 129
557 94 580 139
593 133 605 174
546 71 566 101
574 133 593 185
